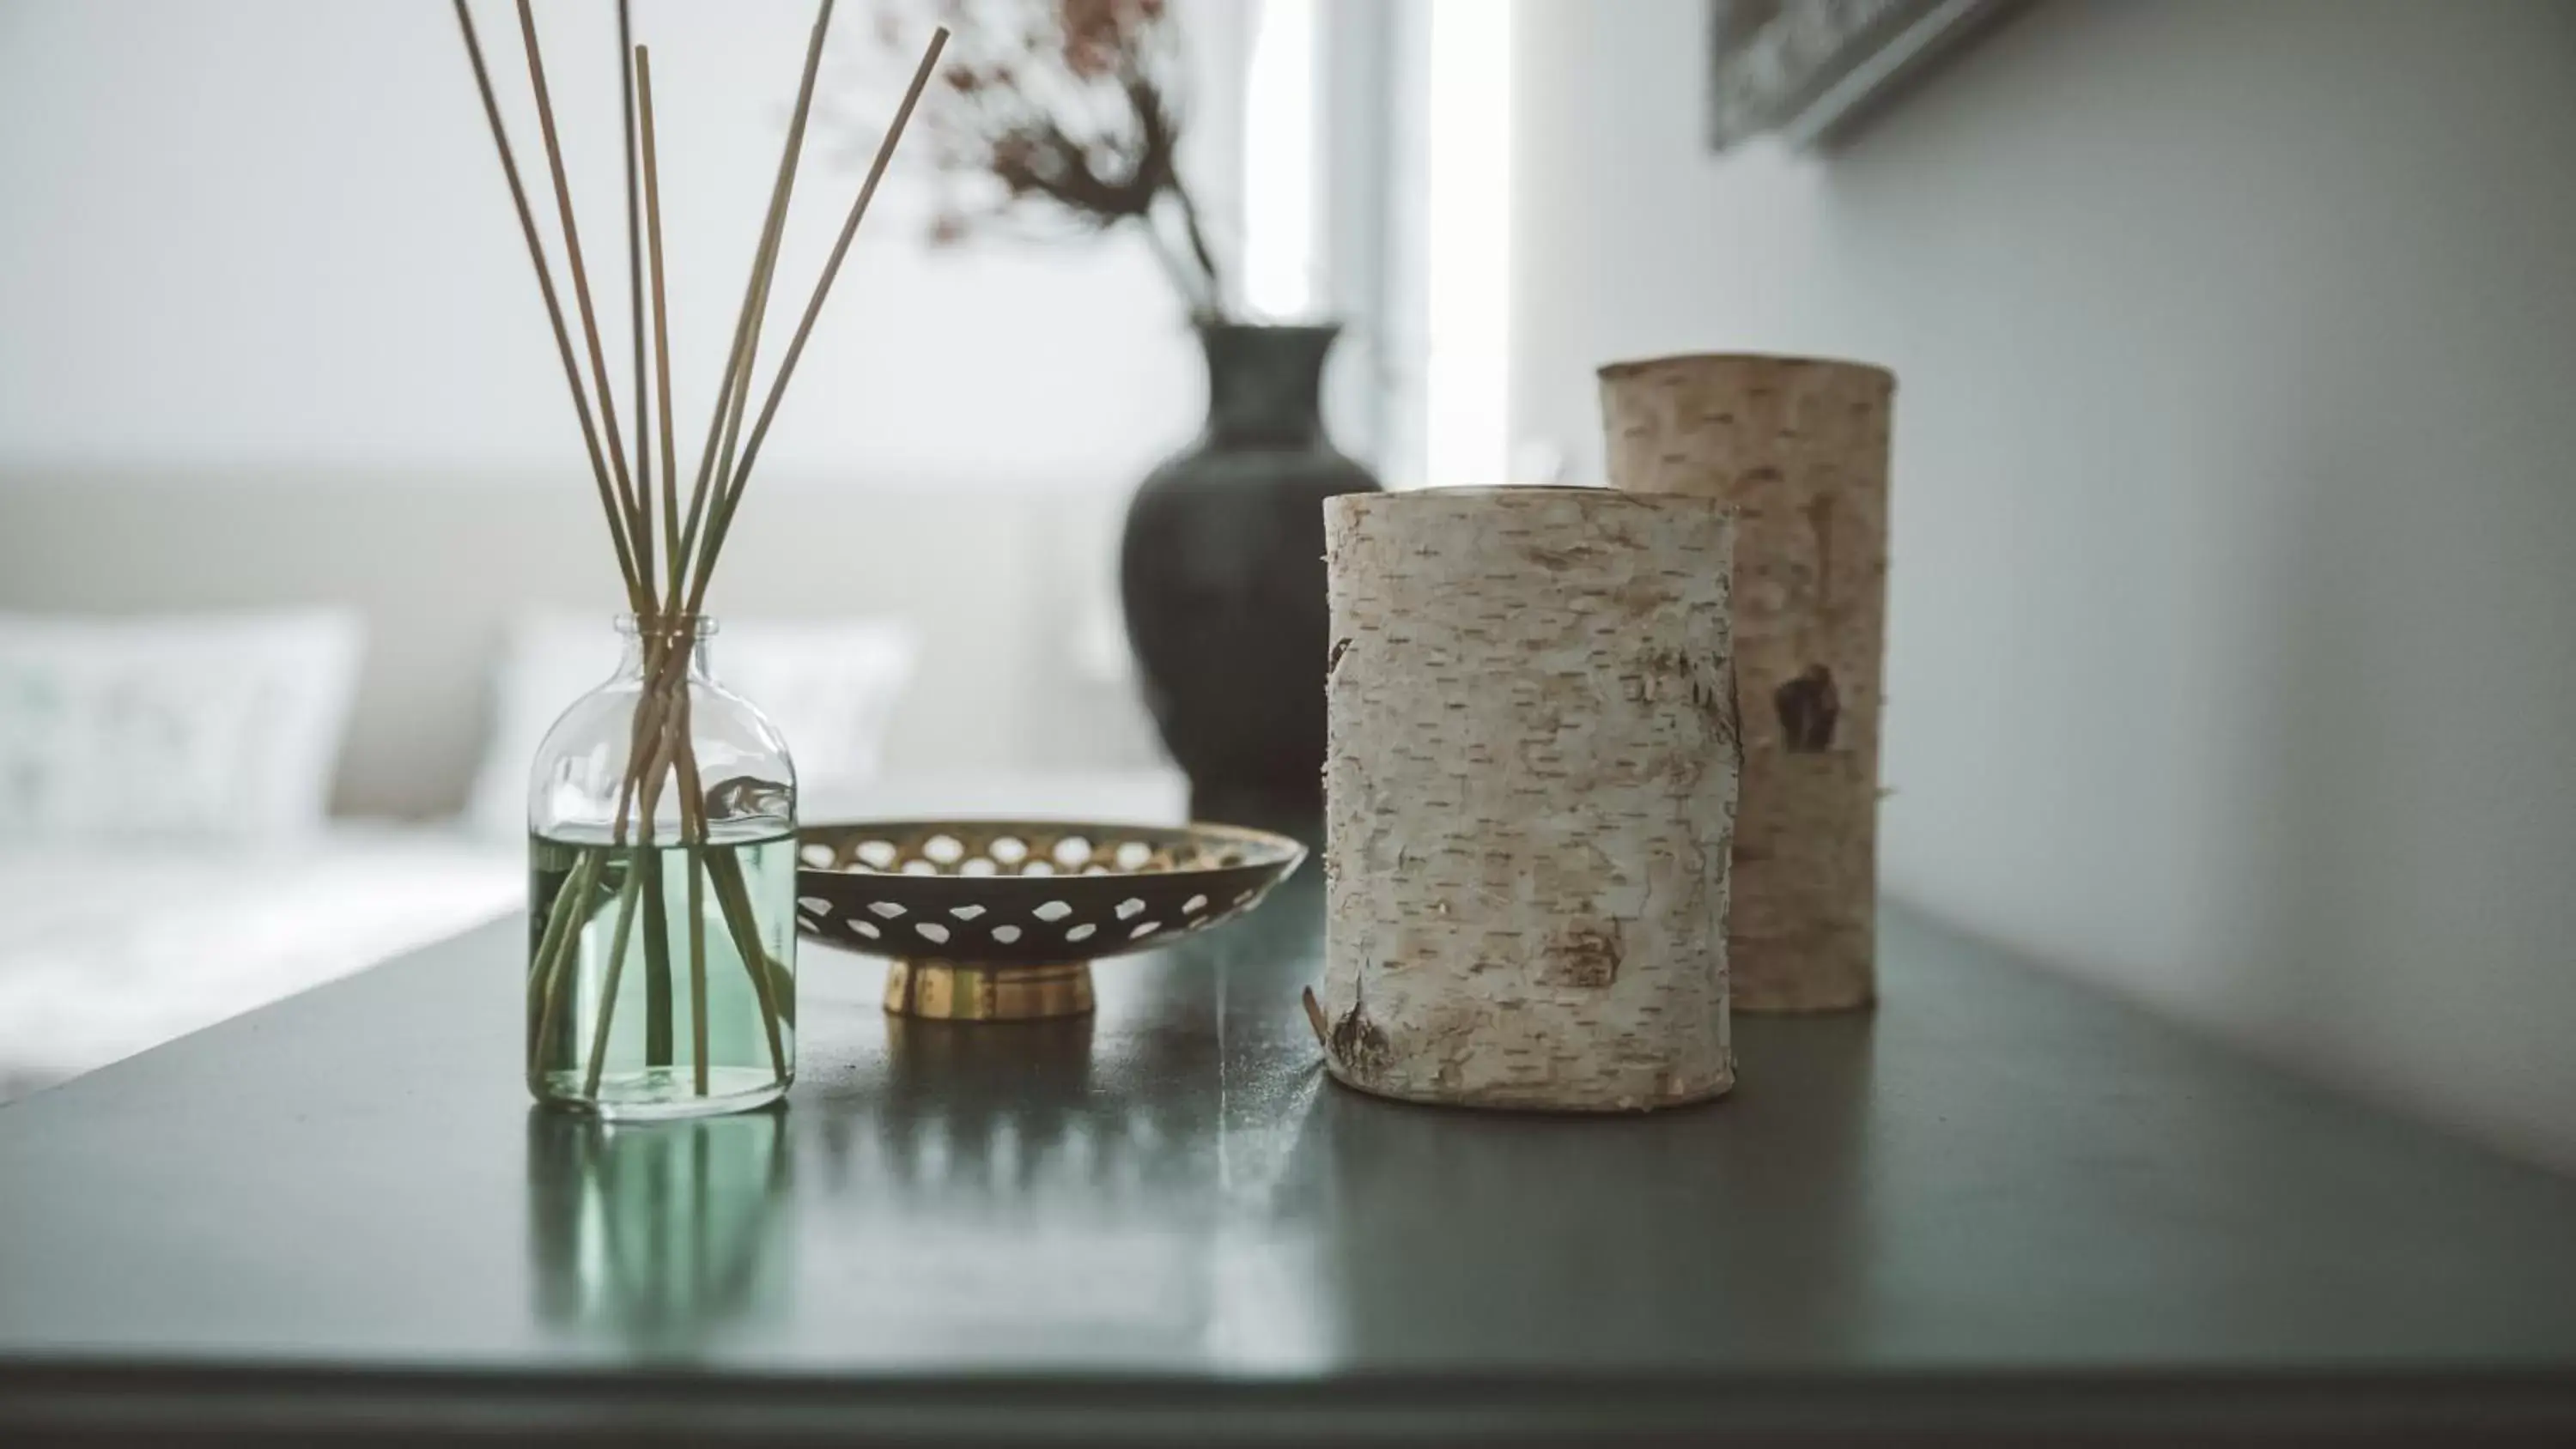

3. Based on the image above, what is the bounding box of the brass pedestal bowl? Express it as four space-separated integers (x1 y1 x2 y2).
794 819 1305 1022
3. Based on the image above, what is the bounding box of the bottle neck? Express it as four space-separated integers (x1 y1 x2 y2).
614 615 715 683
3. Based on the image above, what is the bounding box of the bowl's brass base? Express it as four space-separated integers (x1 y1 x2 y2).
883 960 1096 1022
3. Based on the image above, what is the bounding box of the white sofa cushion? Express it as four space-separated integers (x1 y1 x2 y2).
0 609 362 840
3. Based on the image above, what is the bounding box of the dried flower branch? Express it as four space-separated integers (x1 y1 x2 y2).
866 0 1226 318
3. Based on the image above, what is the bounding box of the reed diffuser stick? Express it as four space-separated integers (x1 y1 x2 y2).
527 846 600 1070
631 45 683 846
638 45 682 604
619 0 650 559
525 845 598 1058
686 837 709 1096
690 26 947 609
448 0 641 609
635 43 681 1070
678 0 836 603
515 0 650 604
458 0 945 1107
580 864 647 1098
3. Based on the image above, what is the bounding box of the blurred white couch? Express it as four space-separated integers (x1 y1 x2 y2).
0 472 1182 1098
0 473 1166 817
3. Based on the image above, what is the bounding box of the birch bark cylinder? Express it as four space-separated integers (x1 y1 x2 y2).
1317 488 1741 1112
1598 354 1893 1013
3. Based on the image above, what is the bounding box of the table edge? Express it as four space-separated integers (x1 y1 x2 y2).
5 1360 2575 1446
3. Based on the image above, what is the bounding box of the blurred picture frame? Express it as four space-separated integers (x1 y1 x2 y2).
1709 0 2014 150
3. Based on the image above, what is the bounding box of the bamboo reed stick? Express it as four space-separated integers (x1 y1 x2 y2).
581 856 647 1096
526 845 597 1060
673 698 715 1094
637 46 682 605
585 21 946 1088
641 849 674 1067
515 0 653 613
706 845 788 1076
578 675 792 1093
687 844 709 1094
702 247 782 584
688 764 769 1079
468 8 946 1106
610 612 688 845
527 847 603 1072
619 0 651 585
592 630 689 1058
632 46 685 1074
689 27 947 607
608 640 679 849
448 0 643 610
677 0 837 608
605 34 686 858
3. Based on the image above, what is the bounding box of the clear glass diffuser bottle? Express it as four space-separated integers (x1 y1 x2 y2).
526 615 796 1119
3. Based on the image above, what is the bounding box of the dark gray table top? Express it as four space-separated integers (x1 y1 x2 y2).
3 872 2574 1445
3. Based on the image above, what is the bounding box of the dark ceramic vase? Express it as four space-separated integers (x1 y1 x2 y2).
1120 323 1381 836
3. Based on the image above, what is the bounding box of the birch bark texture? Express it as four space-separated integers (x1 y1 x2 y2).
1317 488 1741 1112
1598 354 1893 1012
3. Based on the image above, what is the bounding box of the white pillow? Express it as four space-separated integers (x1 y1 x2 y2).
0 610 364 841
467 611 917 839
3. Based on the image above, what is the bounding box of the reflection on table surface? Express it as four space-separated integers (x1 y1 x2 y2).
17 859 2568 1408
526 1106 794 1351
508 859 1893 1375
519 867 1343 1370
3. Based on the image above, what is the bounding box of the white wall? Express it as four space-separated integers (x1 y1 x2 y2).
0 0 1250 779
1511 0 2576 1171
0 0 1226 485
